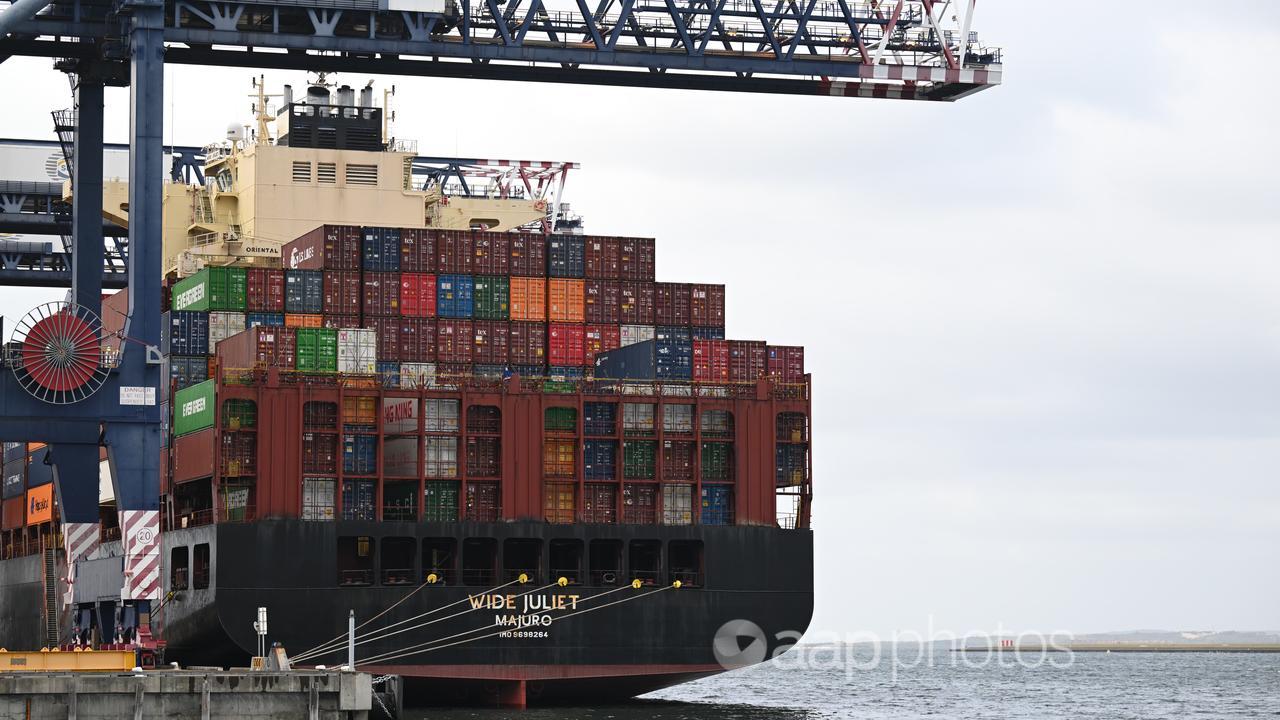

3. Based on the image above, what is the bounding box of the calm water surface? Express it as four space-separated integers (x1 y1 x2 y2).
411 649 1280 719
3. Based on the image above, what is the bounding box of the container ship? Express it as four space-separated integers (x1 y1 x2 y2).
0 77 813 706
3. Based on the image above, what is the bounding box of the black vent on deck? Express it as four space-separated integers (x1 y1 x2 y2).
279 103 384 152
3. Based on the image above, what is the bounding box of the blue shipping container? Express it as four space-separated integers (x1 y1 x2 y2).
2 458 24 500
169 355 210 393
437 274 475 318
246 312 285 328
584 402 617 436
548 236 585 278
593 340 657 380
162 311 210 356
656 326 692 380
342 479 376 521
473 364 507 380
285 270 324 313
3 441 26 464
377 361 401 389
548 365 585 379
584 440 617 479
701 485 734 525
343 434 378 475
691 326 726 341
510 364 543 378
27 446 53 487
362 227 402 272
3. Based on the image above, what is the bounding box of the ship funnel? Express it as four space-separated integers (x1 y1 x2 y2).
282 84 293 108
337 84 355 107
306 85 330 106
360 83 374 108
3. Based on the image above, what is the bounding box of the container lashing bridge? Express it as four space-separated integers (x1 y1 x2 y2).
0 0 999 654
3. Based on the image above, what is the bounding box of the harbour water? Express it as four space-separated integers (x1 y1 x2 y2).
412 648 1280 719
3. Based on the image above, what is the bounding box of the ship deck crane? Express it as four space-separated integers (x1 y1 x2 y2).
0 0 999 650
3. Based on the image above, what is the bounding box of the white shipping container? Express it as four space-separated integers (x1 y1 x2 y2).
424 436 458 477
384 437 420 477
400 362 437 389
663 404 694 434
338 328 378 374
382 397 419 434
620 324 656 348
424 399 460 433
662 484 693 525
302 477 336 520
208 312 246 350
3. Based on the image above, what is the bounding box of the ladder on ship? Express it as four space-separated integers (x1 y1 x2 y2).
41 547 60 648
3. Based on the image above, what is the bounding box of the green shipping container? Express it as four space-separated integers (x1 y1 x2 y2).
173 379 216 436
296 328 338 372
701 441 733 480
473 275 510 320
423 481 459 522
171 267 247 311
544 406 577 433
624 440 656 479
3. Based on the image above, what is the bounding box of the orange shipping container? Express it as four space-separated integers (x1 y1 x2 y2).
27 442 46 452
548 279 585 323
342 396 378 426
509 277 547 321
26 484 54 524
284 313 324 328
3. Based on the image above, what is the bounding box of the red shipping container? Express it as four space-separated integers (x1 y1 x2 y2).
585 236 621 280
437 230 473 274
173 427 216 484
322 314 359 329
323 270 362 316
364 317 402 362
246 268 285 312
401 317 437 362
473 233 511 275
619 237 656 281
656 282 691 326
584 324 621 367
437 319 475 364
689 283 726 328
509 321 548 365
400 228 437 273
693 339 730 382
400 273 437 318
283 224 361 271
767 345 805 383
618 281 656 324
729 340 768 381
472 320 510 365
584 280 621 324
1 497 23 529
509 235 547 277
217 326 298 368
363 272 401 317
549 323 585 366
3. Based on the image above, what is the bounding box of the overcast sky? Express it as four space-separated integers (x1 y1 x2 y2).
2 1 1277 638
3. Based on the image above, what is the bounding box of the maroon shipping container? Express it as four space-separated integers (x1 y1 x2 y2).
437 230 474 274
217 326 298 368
173 427 215 483
689 283 726 328
2 497 24 529
509 235 547 277
549 323 585 366
619 237 656 281
508 321 548 365
246 268 285 312
322 314 359 329
618 281 656 325
283 224 361 271
693 339 730 382
466 437 502 478
323 270 362 316
767 345 805 383
585 237 621 280
729 340 768 381
437 319 475 364
656 283 691 326
584 324 621 367
221 432 256 477
364 317 402 362
303 432 339 474
472 320 510 365
400 273 437 318
401 317 437 363
363 272 401 317
584 280 621 324
400 228 437 273
473 233 511 275
662 440 696 481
